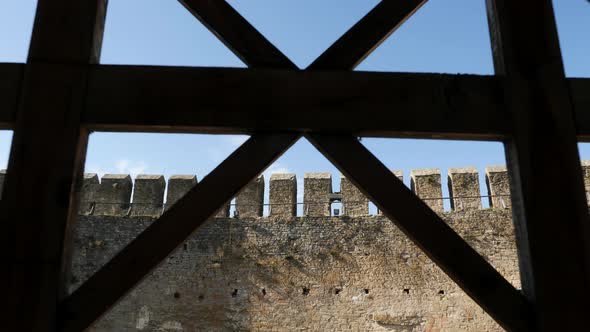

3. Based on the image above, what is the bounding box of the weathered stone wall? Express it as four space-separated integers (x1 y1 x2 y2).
67 163 590 331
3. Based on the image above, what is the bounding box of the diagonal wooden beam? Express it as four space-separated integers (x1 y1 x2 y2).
0 63 23 130
60 133 299 332
179 0 297 69
306 134 533 331
308 0 427 70
486 0 590 329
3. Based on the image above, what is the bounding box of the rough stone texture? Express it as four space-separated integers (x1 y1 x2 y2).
485 166 511 209
165 175 197 210
269 173 296 218
341 175 369 217
580 160 590 204
78 173 99 215
71 210 519 332
131 175 165 217
93 174 132 216
448 167 482 211
304 173 332 216
410 169 444 213
236 176 264 218
377 170 402 215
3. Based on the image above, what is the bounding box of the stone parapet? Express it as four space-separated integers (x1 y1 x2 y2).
130 175 165 217
93 174 132 216
340 175 368 217
236 176 264 218
485 166 511 209
448 167 481 211
269 173 297 218
304 173 332 217
411 168 444 213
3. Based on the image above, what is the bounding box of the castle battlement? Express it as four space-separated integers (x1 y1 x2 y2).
67 165 519 218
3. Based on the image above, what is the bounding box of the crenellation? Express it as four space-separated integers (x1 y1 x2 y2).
78 173 99 215
269 173 297 218
448 167 482 211
304 172 332 216
580 160 590 204
410 168 444 212
377 170 402 215
236 176 264 218
130 175 165 217
93 174 132 216
165 175 197 210
340 174 368 216
485 166 511 209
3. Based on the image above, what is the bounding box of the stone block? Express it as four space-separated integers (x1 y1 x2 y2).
581 160 590 205
269 173 297 218
304 173 332 217
485 166 511 209
448 167 481 211
340 175 368 217
78 173 99 215
236 176 264 218
131 175 165 217
94 174 132 216
410 169 443 213
165 175 197 210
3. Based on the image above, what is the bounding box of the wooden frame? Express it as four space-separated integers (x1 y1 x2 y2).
2 0 588 331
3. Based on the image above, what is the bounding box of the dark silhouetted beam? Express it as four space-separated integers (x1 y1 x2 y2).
306 134 533 331
0 63 23 129
60 133 299 332
308 0 427 70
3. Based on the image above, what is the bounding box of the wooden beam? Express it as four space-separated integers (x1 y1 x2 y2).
306 134 532 331
570 78 590 141
0 63 23 129
60 133 299 332
486 0 590 330
0 0 107 331
178 0 297 69
308 0 427 70
83 65 510 140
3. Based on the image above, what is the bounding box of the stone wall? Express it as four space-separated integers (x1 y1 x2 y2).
67 164 590 331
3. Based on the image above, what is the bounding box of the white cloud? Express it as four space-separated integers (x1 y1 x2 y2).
115 159 148 177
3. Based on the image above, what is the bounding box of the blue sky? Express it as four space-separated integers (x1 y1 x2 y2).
0 0 588 212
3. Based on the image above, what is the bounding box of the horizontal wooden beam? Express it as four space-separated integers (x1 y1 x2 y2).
82 65 509 140
306 134 533 330
60 133 300 331
1 64 590 140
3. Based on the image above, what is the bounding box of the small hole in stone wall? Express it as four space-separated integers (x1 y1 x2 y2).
334 288 341 295
198 294 204 301
231 289 238 298
302 287 310 296
183 243 189 251
364 289 369 294
438 290 445 295
173 292 180 299
403 288 410 294
261 288 266 296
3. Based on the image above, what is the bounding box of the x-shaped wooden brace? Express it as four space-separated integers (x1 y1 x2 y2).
61 1 531 331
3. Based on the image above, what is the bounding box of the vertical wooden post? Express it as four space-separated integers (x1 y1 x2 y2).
487 1 590 329
1 0 107 331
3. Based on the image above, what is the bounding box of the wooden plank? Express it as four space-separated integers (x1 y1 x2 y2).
486 0 590 330
570 78 590 141
83 65 510 140
306 134 533 331
308 0 427 70
60 133 299 332
0 0 107 331
0 63 23 129
179 0 297 69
